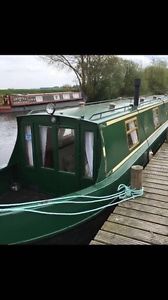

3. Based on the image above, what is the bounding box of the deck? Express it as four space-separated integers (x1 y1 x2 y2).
90 142 168 245
0 189 51 204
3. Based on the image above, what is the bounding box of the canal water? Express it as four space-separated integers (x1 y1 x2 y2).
0 113 18 167
0 113 113 244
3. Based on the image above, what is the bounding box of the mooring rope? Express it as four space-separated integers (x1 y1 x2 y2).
0 184 143 216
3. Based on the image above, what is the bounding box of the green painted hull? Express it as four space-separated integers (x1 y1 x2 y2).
0 128 166 244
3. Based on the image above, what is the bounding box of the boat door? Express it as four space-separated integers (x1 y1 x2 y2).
79 122 98 189
56 118 80 195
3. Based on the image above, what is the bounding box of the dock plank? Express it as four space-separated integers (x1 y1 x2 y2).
143 178 168 186
107 214 168 236
143 172 168 181
119 201 168 217
151 158 168 163
146 164 168 170
143 186 168 196
114 206 168 226
93 229 148 245
102 221 168 244
90 143 168 245
90 240 105 245
145 167 168 174
154 156 168 159
133 197 168 209
142 192 168 202
143 182 168 191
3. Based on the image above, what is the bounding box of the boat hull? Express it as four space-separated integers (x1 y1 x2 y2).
0 115 167 244
0 99 82 113
0 139 161 245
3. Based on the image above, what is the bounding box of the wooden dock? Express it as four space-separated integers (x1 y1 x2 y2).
90 143 168 245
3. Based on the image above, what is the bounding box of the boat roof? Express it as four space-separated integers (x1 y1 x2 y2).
10 91 81 96
27 95 168 125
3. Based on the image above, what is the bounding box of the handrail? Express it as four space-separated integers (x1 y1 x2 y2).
139 97 167 106
85 97 134 106
86 98 118 106
89 104 133 120
27 109 45 115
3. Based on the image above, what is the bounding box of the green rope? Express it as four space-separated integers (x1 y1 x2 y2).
0 184 144 216
118 184 144 199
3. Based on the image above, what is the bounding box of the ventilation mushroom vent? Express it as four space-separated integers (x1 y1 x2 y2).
109 103 116 110
140 97 145 103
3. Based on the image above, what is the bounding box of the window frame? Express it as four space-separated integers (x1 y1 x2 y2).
39 125 55 170
58 127 76 174
125 117 139 151
152 107 160 129
24 124 34 168
83 131 94 179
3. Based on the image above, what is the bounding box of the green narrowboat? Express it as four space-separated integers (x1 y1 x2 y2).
0 90 168 244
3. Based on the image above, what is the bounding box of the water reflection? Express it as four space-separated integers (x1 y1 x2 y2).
0 113 19 167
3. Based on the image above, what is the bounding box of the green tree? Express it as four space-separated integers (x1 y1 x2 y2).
41 55 125 101
94 56 125 100
41 55 96 100
121 60 142 96
144 59 168 94
42 55 168 101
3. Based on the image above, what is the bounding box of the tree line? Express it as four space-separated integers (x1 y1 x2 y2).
42 55 168 102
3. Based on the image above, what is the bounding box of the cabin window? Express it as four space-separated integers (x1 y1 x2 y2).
25 126 34 167
73 93 80 99
39 126 54 168
53 94 60 101
84 132 94 178
35 96 43 102
153 107 160 128
125 117 139 150
62 93 70 100
58 128 75 172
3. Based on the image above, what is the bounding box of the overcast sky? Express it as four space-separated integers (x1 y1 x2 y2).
0 55 168 89
0 56 76 89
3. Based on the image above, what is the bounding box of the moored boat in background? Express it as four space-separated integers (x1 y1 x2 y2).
0 91 83 113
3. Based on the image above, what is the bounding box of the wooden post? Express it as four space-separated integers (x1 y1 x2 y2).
131 165 143 190
165 128 168 143
148 150 153 161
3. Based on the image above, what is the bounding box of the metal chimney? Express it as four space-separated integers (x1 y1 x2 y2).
134 79 141 108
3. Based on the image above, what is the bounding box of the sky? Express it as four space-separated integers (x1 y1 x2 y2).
0 55 76 89
0 55 168 89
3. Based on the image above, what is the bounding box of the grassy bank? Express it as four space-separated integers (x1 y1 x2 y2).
0 87 79 96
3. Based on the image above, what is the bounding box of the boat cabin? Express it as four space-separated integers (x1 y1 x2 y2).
3 105 101 198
